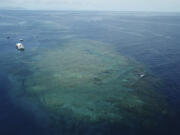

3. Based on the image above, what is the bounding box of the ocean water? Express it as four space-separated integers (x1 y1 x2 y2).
0 10 180 135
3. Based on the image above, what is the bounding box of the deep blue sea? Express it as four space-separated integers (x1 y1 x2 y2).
0 10 180 135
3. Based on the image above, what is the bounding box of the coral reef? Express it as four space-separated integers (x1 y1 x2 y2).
23 40 169 124
0 39 170 133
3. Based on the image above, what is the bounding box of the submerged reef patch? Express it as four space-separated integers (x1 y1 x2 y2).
1 39 171 133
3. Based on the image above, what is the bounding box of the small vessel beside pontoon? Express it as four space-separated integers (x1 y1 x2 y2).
19 39 24 42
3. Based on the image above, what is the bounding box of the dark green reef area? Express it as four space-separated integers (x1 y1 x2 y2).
0 39 173 134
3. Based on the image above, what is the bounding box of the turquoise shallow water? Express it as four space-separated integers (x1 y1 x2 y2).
0 11 180 135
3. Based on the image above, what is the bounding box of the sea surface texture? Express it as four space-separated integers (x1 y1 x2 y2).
0 11 180 135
